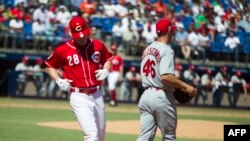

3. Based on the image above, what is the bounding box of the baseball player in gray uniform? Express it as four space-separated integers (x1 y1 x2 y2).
138 19 197 141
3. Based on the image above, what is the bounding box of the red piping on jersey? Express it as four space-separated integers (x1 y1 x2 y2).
45 61 53 68
85 39 94 86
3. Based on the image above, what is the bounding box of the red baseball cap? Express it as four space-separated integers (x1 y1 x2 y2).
236 71 242 77
22 56 29 62
156 19 177 34
130 66 136 72
220 66 227 72
36 57 43 64
69 16 90 39
189 64 195 70
207 69 212 74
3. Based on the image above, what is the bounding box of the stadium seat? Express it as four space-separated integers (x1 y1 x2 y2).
23 22 33 40
23 22 34 49
183 16 195 30
111 17 120 26
90 16 102 28
102 17 113 34
243 43 250 63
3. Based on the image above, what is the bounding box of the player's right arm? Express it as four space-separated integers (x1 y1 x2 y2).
161 74 196 96
46 67 61 81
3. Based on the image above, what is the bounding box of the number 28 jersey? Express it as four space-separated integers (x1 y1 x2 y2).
45 39 112 88
140 41 175 92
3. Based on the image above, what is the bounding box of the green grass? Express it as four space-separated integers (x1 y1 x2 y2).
0 97 250 141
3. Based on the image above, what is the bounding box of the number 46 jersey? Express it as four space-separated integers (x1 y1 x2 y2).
140 41 175 92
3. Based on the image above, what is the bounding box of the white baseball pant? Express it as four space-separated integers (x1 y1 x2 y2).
107 71 120 90
70 90 106 141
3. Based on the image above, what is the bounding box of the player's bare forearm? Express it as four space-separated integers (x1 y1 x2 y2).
46 67 61 81
161 74 190 90
103 60 112 71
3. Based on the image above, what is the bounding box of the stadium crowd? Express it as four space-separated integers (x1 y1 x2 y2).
0 0 250 62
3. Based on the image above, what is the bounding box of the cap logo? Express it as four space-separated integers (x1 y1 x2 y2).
75 25 82 31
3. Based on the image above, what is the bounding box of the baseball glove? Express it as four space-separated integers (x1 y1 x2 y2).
173 88 194 104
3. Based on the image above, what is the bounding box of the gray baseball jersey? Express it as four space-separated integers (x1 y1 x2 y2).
140 41 175 92
138 41 177 141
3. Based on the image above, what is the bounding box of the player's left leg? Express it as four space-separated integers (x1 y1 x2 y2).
156 92 177 141
70 92 99 141
93 90 106 141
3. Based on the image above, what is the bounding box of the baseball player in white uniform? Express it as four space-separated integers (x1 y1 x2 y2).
138 19 197 141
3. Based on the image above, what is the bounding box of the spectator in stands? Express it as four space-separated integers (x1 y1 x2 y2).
224 31 240 63
33 4 48 23
154 0 167 18
15 56 32 96
112 20 124 50
55 5 71 26
45 18 57 49
237 15 250 33
215 15 227 37
103 0 116 18
228 71 248 107
9 15 23 33
120 66 141 102
173 23 190 61
122 24 139 55
32 19 46 50
47 5 57 22
14 0 27 6
114 2 128 18
80 0 96 17
198 28 211 63
227 18 239 34
213 66 230 107
0 10 8 31
9 15 24 48
141 20 157 45
186 24 200 60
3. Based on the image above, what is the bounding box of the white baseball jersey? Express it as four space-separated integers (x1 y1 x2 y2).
140 41 175 92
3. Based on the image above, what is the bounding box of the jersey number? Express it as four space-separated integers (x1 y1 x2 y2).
67 54 80 66
142 59 156 78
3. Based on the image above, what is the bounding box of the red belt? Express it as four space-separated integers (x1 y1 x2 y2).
70 87 98 94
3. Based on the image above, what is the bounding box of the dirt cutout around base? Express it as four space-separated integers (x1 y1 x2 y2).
38 120 235 140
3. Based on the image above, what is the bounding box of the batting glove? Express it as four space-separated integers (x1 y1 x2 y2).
56 78 73 91
95 69 109 81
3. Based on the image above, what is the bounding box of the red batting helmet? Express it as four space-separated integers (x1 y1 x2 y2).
236 71 242 77
36 57 43 64
130 66 136 72
207 69 212 74
69 16 90 39
220 66 227 72
22 56 29 62
175 64 183 71
188 64 195 70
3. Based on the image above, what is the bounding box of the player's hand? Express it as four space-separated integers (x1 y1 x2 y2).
95 69 109 81
184 84 197 97
56 78 73 91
